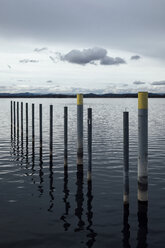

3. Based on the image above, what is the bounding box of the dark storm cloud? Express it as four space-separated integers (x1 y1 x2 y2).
100 56 126 65
19 59 39 63
63 47 107 65
131 55 141 60
151 81 165 85
0 0 165 58
133 81 146 85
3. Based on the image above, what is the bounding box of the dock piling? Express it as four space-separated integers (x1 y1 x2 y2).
138 92 148 202
26 103 28 146
50 105 53 161
87 108 92 181
123 111 129 204
64 106 68 166
77 94 83 166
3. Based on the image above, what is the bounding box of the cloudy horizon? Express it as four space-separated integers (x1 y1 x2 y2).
0 0 165 94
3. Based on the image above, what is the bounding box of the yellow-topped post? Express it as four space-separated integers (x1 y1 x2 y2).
77 94 83 165
138 92 148 203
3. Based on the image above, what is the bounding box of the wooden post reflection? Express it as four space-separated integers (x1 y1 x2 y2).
137 202 148 248
122 204 130 248
86 180 97 247
60 165 71 230
74 165 85 231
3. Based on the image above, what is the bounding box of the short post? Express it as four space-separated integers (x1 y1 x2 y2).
123 111 129 205
32 104 35 145
39 104 42 151
26 103 28 146
50 105 53 160
11 101 13 137
64 106 68 166
138 92 148 202
87 108 92 181
77 94 83 165
21 102 23 143
14 101 16 137
17 102 19 139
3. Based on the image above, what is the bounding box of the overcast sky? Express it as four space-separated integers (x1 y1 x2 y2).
0 0 165 94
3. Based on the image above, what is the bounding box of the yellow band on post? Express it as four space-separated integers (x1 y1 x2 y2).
77 94 83 105
138 92 148 109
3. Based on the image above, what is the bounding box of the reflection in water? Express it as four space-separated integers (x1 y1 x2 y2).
60 165 71 230
137 202 148 248
16 135 20 161
122 204 130 248
48 161 55 212
86 180 97 248
38 150 44 196
75 165 85 232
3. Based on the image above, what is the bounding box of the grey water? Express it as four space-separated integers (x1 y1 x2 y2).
0 98 165 248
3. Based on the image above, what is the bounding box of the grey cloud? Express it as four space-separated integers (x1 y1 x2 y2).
62 47 125 66
133 81 146 85
63 47 107 65
131 55 141 60
151 81 165 85
19 59 39 63
100 56 126 65
34 47 48 52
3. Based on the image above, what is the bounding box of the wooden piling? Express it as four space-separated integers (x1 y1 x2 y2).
138 92 148 202
50 105 53 161
123 111 129 205
17 102 19 139
87 108 92 181
77 94 83 165
21 102 23 143
64 106 68 166
14 101 16 137
11 101 13 137
26 103 28 146
39 104 42 151
32 104 35 144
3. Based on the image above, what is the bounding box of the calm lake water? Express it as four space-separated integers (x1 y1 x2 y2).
0 98 165 248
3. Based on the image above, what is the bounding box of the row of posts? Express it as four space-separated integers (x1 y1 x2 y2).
10 92 148 204
10 94 92 181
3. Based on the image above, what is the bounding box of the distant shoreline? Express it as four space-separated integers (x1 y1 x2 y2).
0 93 165 98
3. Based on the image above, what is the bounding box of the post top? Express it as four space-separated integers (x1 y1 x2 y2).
77 94 83 105
138 92 148 109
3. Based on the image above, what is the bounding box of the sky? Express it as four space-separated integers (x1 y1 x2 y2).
0 0 165 94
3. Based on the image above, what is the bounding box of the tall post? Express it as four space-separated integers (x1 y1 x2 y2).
26 103 28 146
32 103 35 155
123 111 129 205
77 94 83 166
11 101 13 137
32 104 35 144
21 102 23 143
14 101 16 137
64 106 68 166
17 102 19 139
138 92 148 202
50 105 53 161
87 108 92 181
39 104 42 153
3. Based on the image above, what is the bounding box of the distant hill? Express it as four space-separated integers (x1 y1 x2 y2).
0 92 165 98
